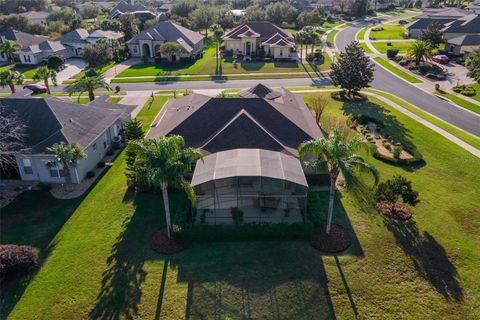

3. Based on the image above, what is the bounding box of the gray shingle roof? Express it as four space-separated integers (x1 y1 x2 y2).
447 34 480 46
0 96 129 153
0 28 47 49
108 0 153 18
59 28 91 43
223 22 293 41
22 40 66 53
127 21 204 52
406 18 454 30
147 84 322 156
443 14 480 33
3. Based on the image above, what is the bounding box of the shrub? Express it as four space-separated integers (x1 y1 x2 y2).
392 145 402 159
106 149 114 156
452 85 463 93
47 55 64 69
86 170 95 178
174 222 314 240
386 48 399 59
461 87 475 96
382 140 391 149
97 161 106 168
376 201 412 220
375 175 419 206
371 26 384 31
0 245 38 280
306 52 315 62
85 68 98 77
37 182 52 191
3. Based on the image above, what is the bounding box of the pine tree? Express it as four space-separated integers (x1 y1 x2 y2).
124 119 145 187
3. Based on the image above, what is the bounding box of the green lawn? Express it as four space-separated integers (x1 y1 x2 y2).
370 25 406 40
0 64 38 79
463 83 480 102
374 57 422 83
372 41 413 54
360 42 373 54
2 91 480 319
326 29 339 48
323 21 342 28
356 27 368 41
71 61 117 79
435 91 480 115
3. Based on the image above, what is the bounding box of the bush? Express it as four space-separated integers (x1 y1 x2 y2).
375 175 419 206
174 222 314 240
382 140 391 149
306 53 315 62
47 55 64 69
392 145 402 159
376 201 412 220
371 26 384 31
106 149 115 156
37 182 52 191
97 161 106 168
452 85 463 93
0 245 38 280
386 48 399 59
86 170 95 178
461 87 475 96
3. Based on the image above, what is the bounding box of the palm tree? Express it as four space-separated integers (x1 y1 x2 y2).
296 30 307 62
299 129 378 234
0 70 24 93
66 75 111 102
408 41 432 66
33 66 57 94
309 31 320 55
47 142 86 191
210 24 224 74
130 135 203 239
0 39 21 63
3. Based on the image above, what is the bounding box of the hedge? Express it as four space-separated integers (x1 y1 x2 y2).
174 222 314 240
0 245 38 280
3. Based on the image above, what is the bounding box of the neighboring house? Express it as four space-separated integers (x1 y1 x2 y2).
108 0 157 20
407 7 469 38
406 18 455 39
147 84 323 225
19 11 50 25
222 22 296 60
19 40 71 65
445 34 480 56
0 28 47 63
466 2 480 14
127 21 204 60
59 28 123 57
0 96 134 184
442 14 480 41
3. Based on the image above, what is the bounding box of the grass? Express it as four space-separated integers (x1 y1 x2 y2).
374 57 422 83
326 29 339 48
2 90 480 319
323 21 342 28
372 41 413 54
71 61 117 79
435 91 480 115
369 24 406 40
0 64 38 79
360 42 373 53
462 83 480 102
356 27 368 41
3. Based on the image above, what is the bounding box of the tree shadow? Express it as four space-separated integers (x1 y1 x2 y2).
383 218 463 301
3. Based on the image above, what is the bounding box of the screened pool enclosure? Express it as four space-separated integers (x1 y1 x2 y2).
191 149 308 225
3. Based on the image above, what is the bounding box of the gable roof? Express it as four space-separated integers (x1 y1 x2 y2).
22 40 66 54
262 32 295 47
406 18 454 30
108 0 152 18
59 28 91 43
447 34 480 46
0 28 47 49
415 7 468 19
443 14 480 34
147 84 322 156
223 22 293 41
127 21 204 52
239 83 282 99
0 96 130 154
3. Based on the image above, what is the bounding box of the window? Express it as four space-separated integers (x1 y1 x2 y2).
49 162 64 178
24 55 28 62
133 46 138 53
103 133 108 149
92 143 97 151
23 158 33 175
1 52 4 59
280 49 283 57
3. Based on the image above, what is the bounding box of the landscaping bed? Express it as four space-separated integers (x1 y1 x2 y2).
309 224 351 253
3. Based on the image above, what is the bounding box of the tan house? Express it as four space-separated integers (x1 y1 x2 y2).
222 22 296 60
445 35 480 56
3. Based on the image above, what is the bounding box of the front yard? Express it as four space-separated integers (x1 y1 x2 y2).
2 91 480 319
371 41 414 54
0 64 38 79
369 25 406 40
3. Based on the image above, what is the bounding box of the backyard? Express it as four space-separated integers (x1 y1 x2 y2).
1 92 480 319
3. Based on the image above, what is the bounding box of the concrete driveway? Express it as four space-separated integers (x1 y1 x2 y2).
56 58 88 82
103 58 141 80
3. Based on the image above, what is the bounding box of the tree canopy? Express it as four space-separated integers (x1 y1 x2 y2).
420 22 443 49
465 48 480 83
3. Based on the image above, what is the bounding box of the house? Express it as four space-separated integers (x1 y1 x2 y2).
406 18 455 39
222 22 296 60
126 21 204 61
19 11 50 25
19 40 71 65
0 28 48 63
442 14 480 41
108 0 157 21
406 7 468 38
147 84 323 225
0 96 134 184
445 34 480 56
59 28 123 57
466 2 480 15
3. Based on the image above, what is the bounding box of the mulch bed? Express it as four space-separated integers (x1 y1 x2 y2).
376 201 412 220
309 224 352 253
150 229 192 254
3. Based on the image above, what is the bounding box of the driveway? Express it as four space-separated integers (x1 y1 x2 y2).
103 58 141 79
56 58 88 83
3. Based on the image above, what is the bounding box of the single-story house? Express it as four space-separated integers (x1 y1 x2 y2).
466 2 480 15
19 40 71 65
19 11 50 25
442 14 480 41
222 22 296 60
147 84 323 225
406 18 455 39
445 34 480 56
126 21 204 61
0 96 134 184
407 7 469 39
0 28 48 63
59 28 123 57
109 0 158 20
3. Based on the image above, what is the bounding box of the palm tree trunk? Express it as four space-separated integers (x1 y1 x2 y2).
88 89 95 101
161 182 173 239
9 84 15 93
45 79 50 94
326 175 336 234
63 162 71 192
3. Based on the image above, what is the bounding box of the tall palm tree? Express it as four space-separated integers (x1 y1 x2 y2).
0 40 21 63
309 31 320 54
130 135 203 239
47 142 86 191
408 41 432 66
299 129 378 234
0 70 24 93
66 75 111 102
33 66 57 94
296 30 307 62
210 24 224 60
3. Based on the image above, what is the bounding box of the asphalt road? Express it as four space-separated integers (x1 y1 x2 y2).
335 22 480 137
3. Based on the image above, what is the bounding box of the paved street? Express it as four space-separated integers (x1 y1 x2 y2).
335 22 480 137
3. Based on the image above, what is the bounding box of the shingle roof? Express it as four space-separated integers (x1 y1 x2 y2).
147 84 322 156
0 96 129 153
223 22 293 41
239 83 282 99
415 7 468 19
108 0 151 18
447 34 480 46
0 28 47 49
59 28 90 43
406 18 454 30
22 40 66 53
20 11 49 19
127 21 204 53
443 14 480 33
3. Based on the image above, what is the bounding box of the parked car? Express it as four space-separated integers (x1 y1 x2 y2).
23 84 48 94
432 55 450 64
